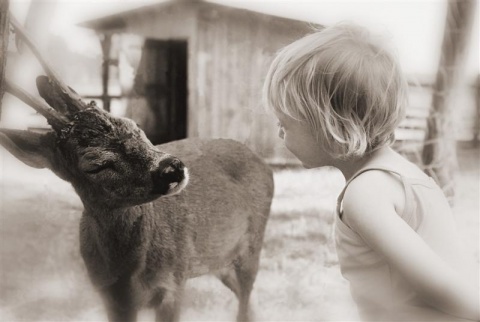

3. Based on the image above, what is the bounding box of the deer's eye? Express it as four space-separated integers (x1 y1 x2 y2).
84 161 115 174
79 151 117 174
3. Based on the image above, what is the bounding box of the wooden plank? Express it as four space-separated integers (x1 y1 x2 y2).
83 95 122 100
406 106 430 118
399 117 428 130
395 128 426 141
475 76 480 146
396 104 430 142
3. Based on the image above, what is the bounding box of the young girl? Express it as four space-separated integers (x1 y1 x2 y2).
263 23 479 321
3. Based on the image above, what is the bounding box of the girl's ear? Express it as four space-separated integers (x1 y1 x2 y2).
0 129 55 169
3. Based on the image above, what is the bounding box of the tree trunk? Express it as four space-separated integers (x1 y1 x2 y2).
422 0 477 205
0 0 9 120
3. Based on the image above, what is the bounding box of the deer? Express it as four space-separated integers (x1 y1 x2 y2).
0 16 274 322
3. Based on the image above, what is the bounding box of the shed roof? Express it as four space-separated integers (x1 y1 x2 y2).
79 0 316 31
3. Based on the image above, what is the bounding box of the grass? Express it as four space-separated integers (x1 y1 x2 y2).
0 146 478 321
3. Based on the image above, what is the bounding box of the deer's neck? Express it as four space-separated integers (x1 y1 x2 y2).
80 203 154 286
82 203 152 246
83 203 146 221
81 203 153 244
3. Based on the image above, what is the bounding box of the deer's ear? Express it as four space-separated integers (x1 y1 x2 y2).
0 129 55 169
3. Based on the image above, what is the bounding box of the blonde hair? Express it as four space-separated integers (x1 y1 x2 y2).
263 22 408 159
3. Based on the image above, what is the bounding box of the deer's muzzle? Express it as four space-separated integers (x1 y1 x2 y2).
151 157 188 196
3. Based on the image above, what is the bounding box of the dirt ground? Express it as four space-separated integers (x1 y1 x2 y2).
0 145 478 321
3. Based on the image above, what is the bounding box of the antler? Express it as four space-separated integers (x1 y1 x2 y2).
5 80 68 128
9 13 88 112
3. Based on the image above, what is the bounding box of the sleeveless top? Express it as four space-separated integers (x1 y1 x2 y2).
335 166 469 321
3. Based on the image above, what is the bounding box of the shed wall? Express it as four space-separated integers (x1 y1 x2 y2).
193 4 313 162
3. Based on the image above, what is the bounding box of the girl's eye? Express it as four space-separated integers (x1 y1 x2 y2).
277 121 283 129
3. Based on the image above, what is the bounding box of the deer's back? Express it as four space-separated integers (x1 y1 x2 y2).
151 138 274 277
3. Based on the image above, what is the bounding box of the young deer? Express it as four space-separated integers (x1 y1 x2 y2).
1 17 274 322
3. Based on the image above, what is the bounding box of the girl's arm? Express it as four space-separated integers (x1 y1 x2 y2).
342 172 479 321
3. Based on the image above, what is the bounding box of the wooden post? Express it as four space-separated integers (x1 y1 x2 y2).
421 0 477 205
0 0 9 120
474 75 480 147
100 33 112 112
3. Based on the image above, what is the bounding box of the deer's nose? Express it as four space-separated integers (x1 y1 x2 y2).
151 157 186 195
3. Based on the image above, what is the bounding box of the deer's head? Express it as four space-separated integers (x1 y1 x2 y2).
1 76 189 208
0 17 188 208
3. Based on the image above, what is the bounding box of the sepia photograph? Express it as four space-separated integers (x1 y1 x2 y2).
0 0 478 321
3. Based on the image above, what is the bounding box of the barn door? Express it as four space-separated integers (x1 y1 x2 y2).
135 39 188 145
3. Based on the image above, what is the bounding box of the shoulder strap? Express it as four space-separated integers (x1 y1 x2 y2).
336 167 415 224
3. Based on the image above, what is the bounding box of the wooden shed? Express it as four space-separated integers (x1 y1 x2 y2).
80 0 318 163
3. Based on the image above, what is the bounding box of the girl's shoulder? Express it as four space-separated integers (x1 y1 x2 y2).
340 150 430 227
352 149 431 183
342 169 407 222
344 149 434 198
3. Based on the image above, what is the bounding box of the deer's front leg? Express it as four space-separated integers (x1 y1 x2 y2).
100 276 138 322
104 301 137 322
154 281 185 322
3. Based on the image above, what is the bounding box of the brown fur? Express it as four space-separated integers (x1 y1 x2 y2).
0 78 274 322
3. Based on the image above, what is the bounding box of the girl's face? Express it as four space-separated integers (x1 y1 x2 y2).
274 110 331 168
